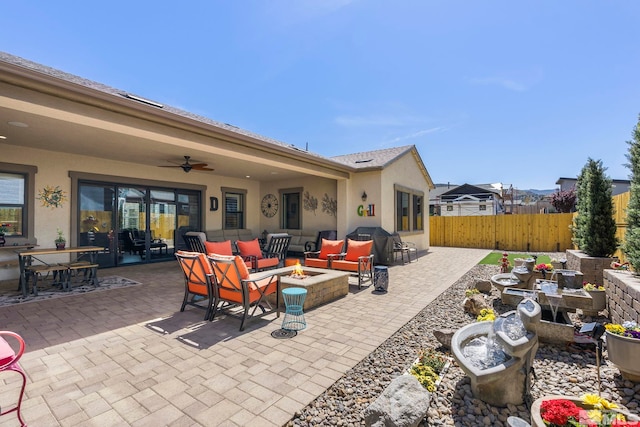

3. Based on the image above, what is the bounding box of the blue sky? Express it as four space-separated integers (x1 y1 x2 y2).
2 1 639 190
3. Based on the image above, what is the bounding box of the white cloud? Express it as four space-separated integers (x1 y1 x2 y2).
469 76 528 92
384 127 445 144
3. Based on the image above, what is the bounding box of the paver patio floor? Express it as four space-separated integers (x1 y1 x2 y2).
0 246 490 426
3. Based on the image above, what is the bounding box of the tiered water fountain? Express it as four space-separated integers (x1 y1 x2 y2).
491 258 536 295
452 299 542 407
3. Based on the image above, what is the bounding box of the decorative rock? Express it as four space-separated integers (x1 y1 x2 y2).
463 294 489 315
433 328 455 350
363 375 431 427
474 280 492 293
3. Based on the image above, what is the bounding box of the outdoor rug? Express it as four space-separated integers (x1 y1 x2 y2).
0 276 142 307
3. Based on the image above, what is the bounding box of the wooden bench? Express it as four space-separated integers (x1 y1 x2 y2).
25 264 68 295
59 261 99 289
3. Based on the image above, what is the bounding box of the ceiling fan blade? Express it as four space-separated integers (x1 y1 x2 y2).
189 163 208 168
193 166 215 171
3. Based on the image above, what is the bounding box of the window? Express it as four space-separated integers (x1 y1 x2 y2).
223 188 246 229
0 172 25 236
395 185 424 232
413 195 423 230
396 191 409 231
0 163 36 241
479 204 487 211
281 188 302 229
446 205 453 212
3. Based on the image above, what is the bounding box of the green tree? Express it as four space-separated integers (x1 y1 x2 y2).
572 158 618 257
622 115 640 271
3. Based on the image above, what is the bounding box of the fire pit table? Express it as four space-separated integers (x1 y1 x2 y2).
266 265 350 310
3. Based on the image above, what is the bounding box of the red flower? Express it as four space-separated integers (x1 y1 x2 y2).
541 399 580 425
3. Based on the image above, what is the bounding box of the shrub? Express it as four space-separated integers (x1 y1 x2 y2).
623 115 640 272
572 158 618 257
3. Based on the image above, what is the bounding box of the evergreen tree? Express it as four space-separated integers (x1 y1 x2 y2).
572 158 618 257
622 115 640 271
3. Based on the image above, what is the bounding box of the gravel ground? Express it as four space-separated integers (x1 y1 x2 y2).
285 258 640 427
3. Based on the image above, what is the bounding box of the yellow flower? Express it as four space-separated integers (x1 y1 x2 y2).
605 324 626 335
581 393 619 410
587 409 603 423
582 393 602 407
477 309 496 322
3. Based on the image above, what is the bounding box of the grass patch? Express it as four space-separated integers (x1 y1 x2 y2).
478 251 552 265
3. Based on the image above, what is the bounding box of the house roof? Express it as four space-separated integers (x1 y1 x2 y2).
429 183 502 201
332 145 435 189
1 51 437 186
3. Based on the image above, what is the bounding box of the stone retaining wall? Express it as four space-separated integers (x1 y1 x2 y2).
603 269 640 325
566 249 616 286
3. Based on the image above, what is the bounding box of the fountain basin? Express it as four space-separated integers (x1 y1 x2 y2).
491 273 526 295
452 300 541 407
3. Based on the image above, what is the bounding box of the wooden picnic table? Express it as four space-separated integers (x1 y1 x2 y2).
17 246 104 297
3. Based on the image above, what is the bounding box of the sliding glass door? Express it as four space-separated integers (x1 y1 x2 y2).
78 181 201 267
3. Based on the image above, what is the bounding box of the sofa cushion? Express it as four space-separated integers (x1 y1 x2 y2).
237 238 263 259
344 239 373 262
205 240 233 256
319 239 344 259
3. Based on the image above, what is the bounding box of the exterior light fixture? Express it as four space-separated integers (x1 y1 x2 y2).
361 191 368 202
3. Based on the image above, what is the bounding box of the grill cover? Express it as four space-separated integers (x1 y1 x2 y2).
345 227 394 265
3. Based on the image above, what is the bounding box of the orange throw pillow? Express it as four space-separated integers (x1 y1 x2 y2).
205 240 233 256
344 239 373 262
236 239 263 259
319 239 344 259
209 254 250 279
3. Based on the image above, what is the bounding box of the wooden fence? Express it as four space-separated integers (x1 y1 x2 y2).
429 191 631 257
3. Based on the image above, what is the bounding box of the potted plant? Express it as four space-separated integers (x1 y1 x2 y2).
531 394 639 426
582 282 607 316
0 223 10 246
55 228 66 250
605 321 640 382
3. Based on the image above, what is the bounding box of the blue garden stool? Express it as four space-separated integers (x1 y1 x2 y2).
282 287 307 331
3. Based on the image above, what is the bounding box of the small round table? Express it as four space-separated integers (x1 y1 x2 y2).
281 287 307 331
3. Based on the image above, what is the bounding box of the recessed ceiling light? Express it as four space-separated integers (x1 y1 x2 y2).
245 175 251 178
8 121 28 128
270 171 279 175
0 135 6 140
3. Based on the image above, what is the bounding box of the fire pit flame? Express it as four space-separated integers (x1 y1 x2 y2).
290 261 307 279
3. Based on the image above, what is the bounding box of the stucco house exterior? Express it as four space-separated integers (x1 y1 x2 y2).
0 52 433 279
432 183 504 216
556 177 630 196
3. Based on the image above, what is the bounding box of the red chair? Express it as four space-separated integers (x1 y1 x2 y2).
304 238 344 269
331 239 374 289
236 238 282 273
175 251 217 321
208 254 280 331
0 331 27 426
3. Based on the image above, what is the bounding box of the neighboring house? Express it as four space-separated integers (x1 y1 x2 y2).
432 183 505 217
556 177 630 196
0 52 433 280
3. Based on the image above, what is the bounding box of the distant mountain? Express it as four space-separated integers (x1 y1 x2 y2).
522 189 555 196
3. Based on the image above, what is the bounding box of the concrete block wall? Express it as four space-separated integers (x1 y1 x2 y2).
604 270 640 325
566 249 616 286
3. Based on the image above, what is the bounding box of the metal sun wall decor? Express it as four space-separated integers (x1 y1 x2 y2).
37 185 68 209
303 191 318 215
322 193 337 217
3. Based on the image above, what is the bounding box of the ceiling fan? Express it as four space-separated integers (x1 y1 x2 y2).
160 156 214 173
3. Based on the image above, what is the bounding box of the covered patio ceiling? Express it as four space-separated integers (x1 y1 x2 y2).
0 57 351 183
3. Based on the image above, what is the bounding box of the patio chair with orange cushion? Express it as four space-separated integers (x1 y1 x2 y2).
207 254 281 331
175 251 217 321
236 237 287 273
304 238 345 269
331 239 374 289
